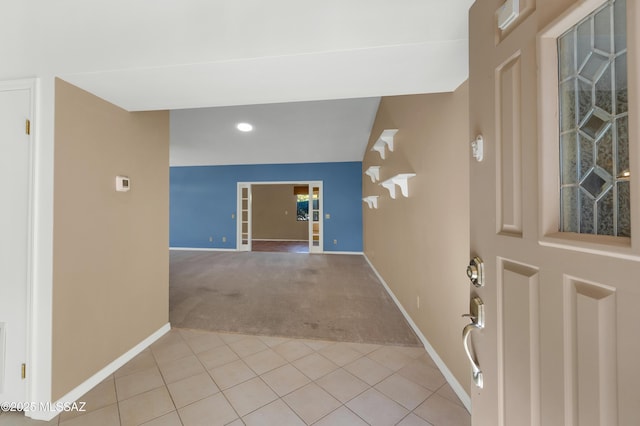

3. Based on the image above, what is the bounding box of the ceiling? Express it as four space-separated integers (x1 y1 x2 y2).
3 0 473 165
170 98 381 166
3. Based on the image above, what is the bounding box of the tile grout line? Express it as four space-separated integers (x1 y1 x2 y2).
147 336 180 426
44 329 467 426
152 339 183 426
166 330 236 426
191 337 246 424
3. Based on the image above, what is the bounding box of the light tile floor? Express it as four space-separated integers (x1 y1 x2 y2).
0 329 470 426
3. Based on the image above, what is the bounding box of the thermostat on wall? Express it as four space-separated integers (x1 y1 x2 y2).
115 176 131 192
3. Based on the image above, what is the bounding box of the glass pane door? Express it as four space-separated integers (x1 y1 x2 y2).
237 184 251 251
309 182 323 253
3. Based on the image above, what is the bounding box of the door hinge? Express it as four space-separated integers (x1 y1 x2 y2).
25 119 31 136
21 363 26 379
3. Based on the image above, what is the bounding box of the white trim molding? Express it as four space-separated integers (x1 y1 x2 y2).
251 239 308 242
169 247 237 252
28 323 170 421
0 78 39 413
169 247 363 255
363 254 472 413
323 251 364 255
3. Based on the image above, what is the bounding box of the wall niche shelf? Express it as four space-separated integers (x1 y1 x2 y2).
364 166 381 183
362 196 379 209
380 173 416 199
371 129 398 160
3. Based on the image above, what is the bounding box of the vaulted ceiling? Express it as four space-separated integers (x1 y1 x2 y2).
170 98 381 166
4 0 473 164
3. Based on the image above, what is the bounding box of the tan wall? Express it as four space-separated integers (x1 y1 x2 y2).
252 184 308 240
52 79 169 400
363 84 471 389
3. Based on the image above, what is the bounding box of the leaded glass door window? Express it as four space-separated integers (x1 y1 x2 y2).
558 0 629 237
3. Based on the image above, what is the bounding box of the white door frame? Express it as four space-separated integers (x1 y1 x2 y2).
0 78 36 405
236 181 324 253
307 182 324 254
237 183 252 251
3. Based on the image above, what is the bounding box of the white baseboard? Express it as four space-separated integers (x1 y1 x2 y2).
169 247 237 252
251 239 308 242
28 323 170 421
169 247 363 255
363 254 471 413
323 251 364 255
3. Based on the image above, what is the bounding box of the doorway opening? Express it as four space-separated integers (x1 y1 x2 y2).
236 181 323 253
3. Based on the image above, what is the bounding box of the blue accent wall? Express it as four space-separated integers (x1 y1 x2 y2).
170 162 363 252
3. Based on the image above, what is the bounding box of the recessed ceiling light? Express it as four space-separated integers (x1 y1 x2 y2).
236 122 253 132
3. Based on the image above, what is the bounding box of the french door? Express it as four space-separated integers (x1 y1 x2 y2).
237 183 252 251
236 181 323 253
308 182 323 253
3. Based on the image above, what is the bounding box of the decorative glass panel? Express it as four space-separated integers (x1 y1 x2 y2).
617 181 631 236
595 63 612 114
615 53 628 113
558 0 629 237
559 80 576 131
561 187 579 233
613 0 626 52
561 132 578 184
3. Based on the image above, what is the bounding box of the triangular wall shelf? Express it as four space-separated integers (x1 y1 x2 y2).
380 173 416 199
362 196 379 209
364 166 381 183
371 129 398 160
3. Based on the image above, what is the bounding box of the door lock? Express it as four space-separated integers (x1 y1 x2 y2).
466 256 484 287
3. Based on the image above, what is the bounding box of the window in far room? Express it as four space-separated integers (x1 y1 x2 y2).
296 194 309 221
294 185 318 221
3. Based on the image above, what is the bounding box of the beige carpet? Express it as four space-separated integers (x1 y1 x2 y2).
169 251 421 346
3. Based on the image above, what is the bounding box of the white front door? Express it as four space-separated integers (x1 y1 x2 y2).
468 0 639 425
0 82 32 403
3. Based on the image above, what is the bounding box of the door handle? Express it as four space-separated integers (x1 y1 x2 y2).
463 322 484 388
462 296 484 388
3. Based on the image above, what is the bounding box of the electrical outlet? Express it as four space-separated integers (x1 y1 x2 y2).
231 213 235 219
325 213 331 219
222 236 227 243
333 239 337 245
417 296 420 309
209 236 213 242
